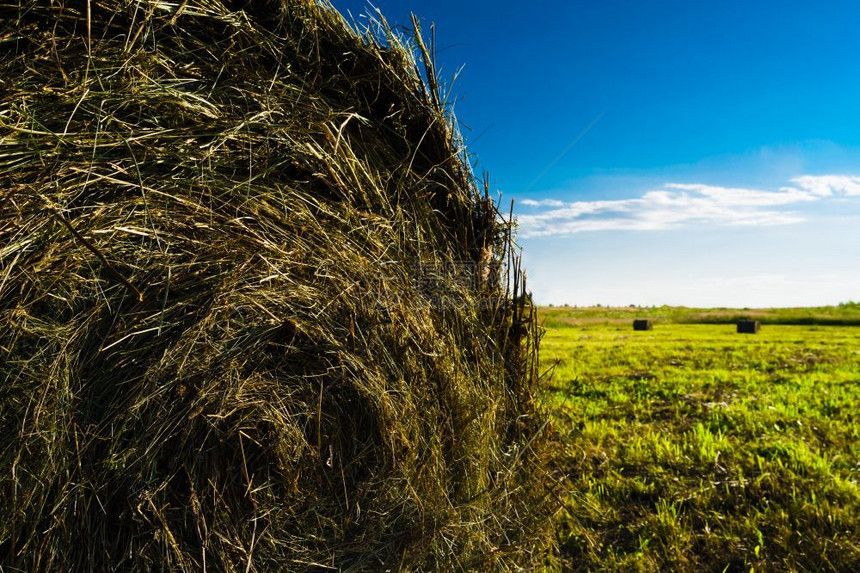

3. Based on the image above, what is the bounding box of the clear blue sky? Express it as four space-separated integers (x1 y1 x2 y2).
329 0 860 307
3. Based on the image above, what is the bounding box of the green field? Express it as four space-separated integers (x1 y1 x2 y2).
540 306 860 571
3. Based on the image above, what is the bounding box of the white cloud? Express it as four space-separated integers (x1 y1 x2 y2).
663 183 818 206
520 198 565 207
790 175 860 197
517 174 859 238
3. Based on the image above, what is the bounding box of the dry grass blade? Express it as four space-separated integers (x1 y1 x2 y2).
0 0 556 571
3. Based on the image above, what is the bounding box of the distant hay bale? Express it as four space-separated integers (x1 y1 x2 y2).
633 319 653 331
0 1 553 570
737 320 762 334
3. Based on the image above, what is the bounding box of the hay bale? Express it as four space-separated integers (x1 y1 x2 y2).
633 319 653 331
0 2 553 570
737 320 761 334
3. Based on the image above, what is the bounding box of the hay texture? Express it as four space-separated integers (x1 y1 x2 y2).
0 1 551 570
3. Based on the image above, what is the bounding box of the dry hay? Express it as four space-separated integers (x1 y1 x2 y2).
0 1 554 570
737 320 761 334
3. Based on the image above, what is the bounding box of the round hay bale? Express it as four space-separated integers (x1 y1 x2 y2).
0 0 552 570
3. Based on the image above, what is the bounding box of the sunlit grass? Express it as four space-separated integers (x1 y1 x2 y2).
541 307 860 570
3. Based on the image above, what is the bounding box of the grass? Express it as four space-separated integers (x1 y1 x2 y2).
542 301 860 327
540 306 860 571
0 2 552 570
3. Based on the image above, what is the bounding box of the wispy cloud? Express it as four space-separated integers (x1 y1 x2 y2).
520 198 565 207
517 175 860 238
790 175 860 197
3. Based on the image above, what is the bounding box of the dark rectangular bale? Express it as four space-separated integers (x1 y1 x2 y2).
633 319 653 331
737 320 761 334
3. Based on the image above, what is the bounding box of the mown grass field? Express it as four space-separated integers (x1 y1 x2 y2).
540 306 860 571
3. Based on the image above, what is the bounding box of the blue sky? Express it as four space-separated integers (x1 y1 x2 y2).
329 0 860 307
